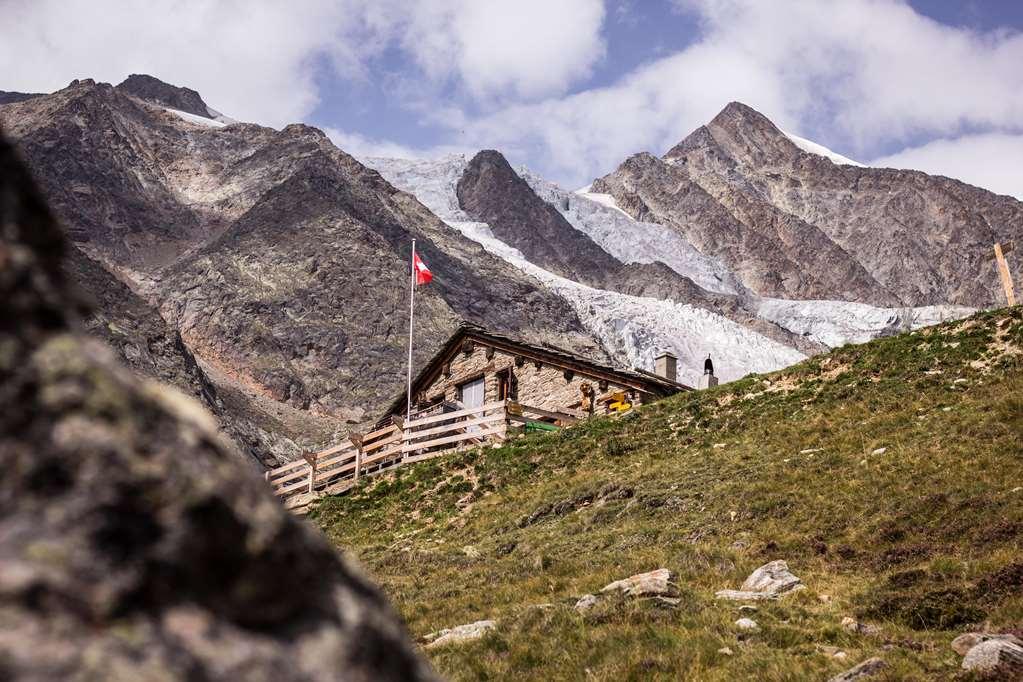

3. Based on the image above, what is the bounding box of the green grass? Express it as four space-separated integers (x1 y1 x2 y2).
314 308 1023 681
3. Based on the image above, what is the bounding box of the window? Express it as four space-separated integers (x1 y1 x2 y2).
496 368 517 401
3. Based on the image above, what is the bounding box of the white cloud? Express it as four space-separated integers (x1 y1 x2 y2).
0 0 350 127
403 0 607 102
0 0 606 128
872 133 1023 200
439 0 1023 187
322 127 468 162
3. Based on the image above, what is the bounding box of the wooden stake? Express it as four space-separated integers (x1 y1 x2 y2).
350 432 364 483
994 242 1017 306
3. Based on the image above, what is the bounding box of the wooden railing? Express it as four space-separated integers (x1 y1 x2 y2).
266 400 578 511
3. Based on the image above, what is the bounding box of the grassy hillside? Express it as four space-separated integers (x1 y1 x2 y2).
313 308 1023 681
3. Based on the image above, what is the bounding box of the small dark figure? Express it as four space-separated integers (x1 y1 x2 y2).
704 354 714 376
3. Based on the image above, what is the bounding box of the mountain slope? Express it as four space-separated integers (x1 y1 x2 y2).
1 77 603 464
597 101 1023 308
315 307 1023 680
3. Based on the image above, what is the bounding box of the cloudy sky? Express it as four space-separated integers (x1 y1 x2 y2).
3 0 1022 196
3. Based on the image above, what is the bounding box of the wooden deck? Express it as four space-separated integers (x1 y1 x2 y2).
266 400 578 512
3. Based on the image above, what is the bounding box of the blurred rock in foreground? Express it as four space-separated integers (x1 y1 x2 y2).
0 133 434 681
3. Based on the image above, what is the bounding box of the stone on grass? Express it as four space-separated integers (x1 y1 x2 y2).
716 560 804 601
574 594 598 613
601 568 678 598
828 657 887 681
841 616 881 637
423 620 497 649
735 617 759 632
717 647 734 656
951 632 1023 656
961 638 1023 672
871 447 887 455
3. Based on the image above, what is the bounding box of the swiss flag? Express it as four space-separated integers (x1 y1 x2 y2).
413 252 433 286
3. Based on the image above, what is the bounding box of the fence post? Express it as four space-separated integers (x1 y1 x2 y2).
303 452 319 494
349 432 364 484
391 415 406 462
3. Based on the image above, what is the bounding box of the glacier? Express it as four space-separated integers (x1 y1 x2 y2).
362 153 974 385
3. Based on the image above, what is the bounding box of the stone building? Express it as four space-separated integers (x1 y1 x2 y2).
382 323 690 422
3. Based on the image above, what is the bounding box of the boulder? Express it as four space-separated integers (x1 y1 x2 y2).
828 657 887 681
951 632 1023 656
574 594 599 613
961 638 1023 673
735 617 759 632
740 560 804 594
716 560 804 601
423 620 497 649
841 616 881 637
601 568 679 598
0 134 434 681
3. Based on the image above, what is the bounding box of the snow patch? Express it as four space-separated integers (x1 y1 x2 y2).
782 131 865 167
520 167 742 296
163 107 227 128
757 297 974 347
365 155 472 222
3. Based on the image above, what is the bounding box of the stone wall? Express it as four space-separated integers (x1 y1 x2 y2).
414 341 650 415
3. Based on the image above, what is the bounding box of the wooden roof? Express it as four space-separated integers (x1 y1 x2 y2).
382 323 690 417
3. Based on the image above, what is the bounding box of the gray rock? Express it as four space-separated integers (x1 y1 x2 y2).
828 657 887 681
0 133 435 681
574 594 599 613
961 638 1023 672
716 560 804 600
735 617 759 632
601 568 679 598
423 620 497 649
841 616 881 637
740 560 804 594
952 632 1023 656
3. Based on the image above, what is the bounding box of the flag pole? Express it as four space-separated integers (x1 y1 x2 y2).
406 239 416 419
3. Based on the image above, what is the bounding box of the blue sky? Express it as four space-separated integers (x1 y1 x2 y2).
4 1 1023 196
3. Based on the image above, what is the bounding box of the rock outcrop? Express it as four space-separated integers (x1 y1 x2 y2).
0 133 435 681
116 73 218 119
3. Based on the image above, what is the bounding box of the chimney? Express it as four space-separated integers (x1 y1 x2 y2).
655 351 677 383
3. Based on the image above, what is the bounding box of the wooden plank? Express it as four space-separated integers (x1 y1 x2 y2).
361 443 404 467
404 413 506 440
404 401 506 428
401 426 503 453
362 424 400 442
315 451 357 471
278 477 317 496
362 432 401 454
309 441 356 460
271 467 310 488
995 242 1017 306
268 458 309 476
517 404 579 423
314 461 357 484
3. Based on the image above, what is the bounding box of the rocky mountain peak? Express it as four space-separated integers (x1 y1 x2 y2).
456 149 621 286
694 101 799 167
116 73 213 119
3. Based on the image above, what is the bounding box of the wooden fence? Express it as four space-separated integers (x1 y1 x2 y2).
266 400 579 512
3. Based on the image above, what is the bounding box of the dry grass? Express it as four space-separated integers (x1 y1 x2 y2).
314 307 1023 681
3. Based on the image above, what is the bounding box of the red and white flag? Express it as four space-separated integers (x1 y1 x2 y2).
413 252 433 286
